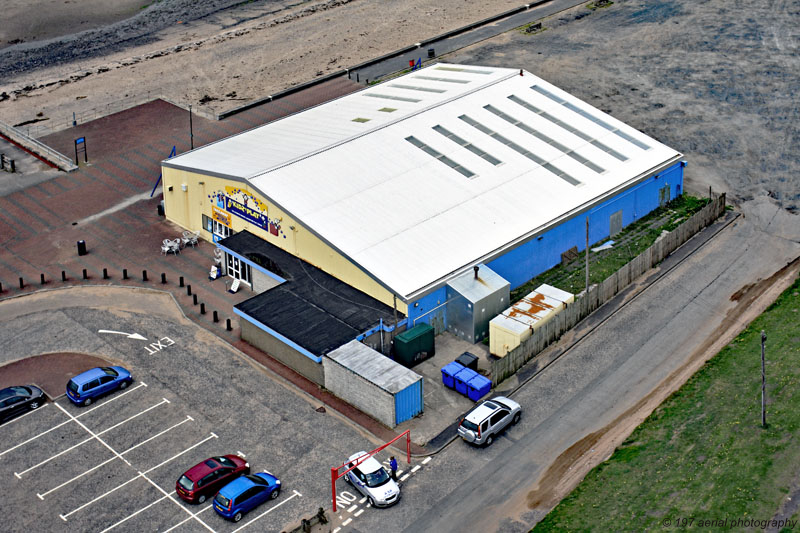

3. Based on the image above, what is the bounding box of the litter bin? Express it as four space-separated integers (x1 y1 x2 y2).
441 361 465 389
428 48 435 58
157 202 165 216
454 367 478 396
466 374 492 401
455 352 479 372
77 240 87 256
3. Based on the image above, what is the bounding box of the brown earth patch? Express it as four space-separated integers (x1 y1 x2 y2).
0 352 114 399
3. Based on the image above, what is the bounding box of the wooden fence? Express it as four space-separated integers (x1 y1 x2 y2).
490 194 728 386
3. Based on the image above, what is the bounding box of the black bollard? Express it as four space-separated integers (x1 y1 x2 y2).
19 277 24 289
62 270 67 282
161 273 167 284
200 303 206 315
192 294 198 305
179 276 184 287
83 269 88 280
0 281 2 293
103 268 109 279
187 284 192 296
213 310 218 323
123 268 128 280
142 270 148 282
226 318 232 331
41 273 46 285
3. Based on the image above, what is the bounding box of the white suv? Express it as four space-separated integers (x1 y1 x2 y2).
457 397 521 446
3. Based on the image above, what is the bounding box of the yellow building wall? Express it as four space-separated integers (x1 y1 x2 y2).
162 167 407 315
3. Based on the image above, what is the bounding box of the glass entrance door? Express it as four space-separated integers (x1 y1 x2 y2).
225 253 252 285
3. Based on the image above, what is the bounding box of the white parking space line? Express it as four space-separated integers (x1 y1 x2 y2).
342 518 353 527
411 465 420 473
333 528 341 533
347 505 357 513
0 403 48 427
38 416 194 499
59 433 217 520
400 474 410 482
422 457 432 465
98 491 174 533
161 503 213 533
359 497 367 504
230 490 302 533
54 402 131 466
0 382 146 458
16 398 170 478
354 509 365 517
139 474 216 533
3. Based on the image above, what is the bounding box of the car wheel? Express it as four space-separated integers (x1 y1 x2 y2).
512 412 521 425
84 397 92 406
271 487 281 500
120 381 128 390
233 511 243 522
368 496 376 507
485 434 494 447
29 400 41 410
197 494 206 504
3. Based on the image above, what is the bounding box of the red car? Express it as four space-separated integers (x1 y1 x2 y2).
176 455 250 504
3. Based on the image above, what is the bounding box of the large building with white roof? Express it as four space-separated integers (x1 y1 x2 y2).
162 63 683 376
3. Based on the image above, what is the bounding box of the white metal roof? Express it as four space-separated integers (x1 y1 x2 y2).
165 64 681 301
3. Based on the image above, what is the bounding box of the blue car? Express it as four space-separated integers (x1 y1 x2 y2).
213 471 281 522
66 366 132 406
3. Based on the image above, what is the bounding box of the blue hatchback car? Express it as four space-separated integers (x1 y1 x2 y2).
213 471 281 522
66 366 132 406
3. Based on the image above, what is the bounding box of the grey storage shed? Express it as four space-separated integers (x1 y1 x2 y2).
324 340 424 427
446 264 510 343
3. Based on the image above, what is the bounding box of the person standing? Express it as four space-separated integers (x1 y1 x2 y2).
389 456 398 481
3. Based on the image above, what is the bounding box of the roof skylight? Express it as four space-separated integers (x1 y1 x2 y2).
406 136 475 178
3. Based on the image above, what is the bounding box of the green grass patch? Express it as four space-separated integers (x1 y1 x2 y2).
534 274 800 531
511 195 711 302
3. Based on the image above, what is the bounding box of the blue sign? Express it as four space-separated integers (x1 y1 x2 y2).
76 137 85 145
225 196 268 230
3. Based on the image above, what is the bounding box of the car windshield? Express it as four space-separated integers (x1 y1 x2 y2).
245 475 268 486
67 381 79 393
365 468 391 488
178 475 194 491
461 419 479 432
214 493 230 508
216 456 235 468
101 367 119 377
493 399 511 410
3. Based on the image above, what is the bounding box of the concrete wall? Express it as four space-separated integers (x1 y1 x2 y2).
162 167 407 315
323 356 396 428
240 320 325 386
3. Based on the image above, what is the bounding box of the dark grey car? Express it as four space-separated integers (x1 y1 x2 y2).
0 385 45 424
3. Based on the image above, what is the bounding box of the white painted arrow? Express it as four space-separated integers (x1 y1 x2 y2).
98 330 148 341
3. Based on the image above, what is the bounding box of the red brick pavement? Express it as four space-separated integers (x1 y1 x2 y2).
0 77 417 448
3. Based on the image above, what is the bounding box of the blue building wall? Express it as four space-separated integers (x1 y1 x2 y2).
486 161 684 290
407 286 448 333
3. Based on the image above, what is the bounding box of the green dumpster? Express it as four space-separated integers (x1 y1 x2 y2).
394 323 435 367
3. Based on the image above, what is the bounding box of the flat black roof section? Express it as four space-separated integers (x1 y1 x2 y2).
225 231 399 356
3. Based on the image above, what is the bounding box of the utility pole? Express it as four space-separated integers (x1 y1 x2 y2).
189 104 194 150
761 330 767 428
585 216 590 293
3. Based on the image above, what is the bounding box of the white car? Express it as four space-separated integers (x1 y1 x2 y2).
344 452 400 507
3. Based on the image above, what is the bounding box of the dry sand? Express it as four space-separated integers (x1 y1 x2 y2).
0 0 524 126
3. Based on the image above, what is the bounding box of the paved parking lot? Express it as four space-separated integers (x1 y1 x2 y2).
0 287 429 532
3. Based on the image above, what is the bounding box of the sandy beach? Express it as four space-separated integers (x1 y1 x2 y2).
0 0 525 127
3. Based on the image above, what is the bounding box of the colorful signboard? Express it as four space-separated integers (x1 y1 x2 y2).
225 196 269 230
212 205 231 226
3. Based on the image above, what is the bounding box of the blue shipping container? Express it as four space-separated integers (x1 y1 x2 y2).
395 378 424 425
441 361 465 389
